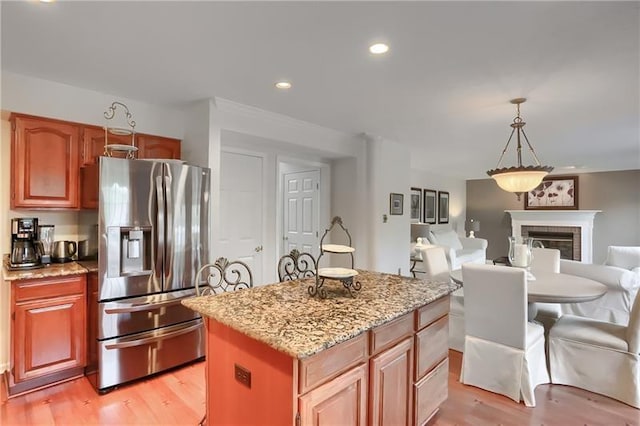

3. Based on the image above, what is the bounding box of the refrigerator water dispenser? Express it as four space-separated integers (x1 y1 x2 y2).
107 226 152 277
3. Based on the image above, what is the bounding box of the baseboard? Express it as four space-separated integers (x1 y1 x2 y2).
0 363 8 374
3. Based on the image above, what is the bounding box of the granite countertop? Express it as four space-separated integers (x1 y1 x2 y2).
2 254 96 281
182 269 460 359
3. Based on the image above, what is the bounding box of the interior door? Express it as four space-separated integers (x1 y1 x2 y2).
283 170 320 258
219 151 264 285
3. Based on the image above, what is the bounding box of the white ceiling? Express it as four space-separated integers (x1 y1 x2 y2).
2 1 639 179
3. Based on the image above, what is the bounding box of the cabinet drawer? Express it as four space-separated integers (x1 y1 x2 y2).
14 275 86 302
414 358 448 426
415 295 449 330
299 333 367 395
415 316 448 381
370 312 413 356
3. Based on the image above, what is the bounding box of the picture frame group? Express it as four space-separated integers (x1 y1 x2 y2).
410 188 449 224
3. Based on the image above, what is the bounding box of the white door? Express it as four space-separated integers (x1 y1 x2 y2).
219 151 264 285
283 170 320 258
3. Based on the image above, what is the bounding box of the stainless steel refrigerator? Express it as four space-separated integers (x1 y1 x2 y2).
86 157 210 392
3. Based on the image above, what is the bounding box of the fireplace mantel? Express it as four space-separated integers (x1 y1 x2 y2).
505 210 601 263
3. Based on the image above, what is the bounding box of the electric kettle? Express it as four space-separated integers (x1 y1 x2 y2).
52 240 77 263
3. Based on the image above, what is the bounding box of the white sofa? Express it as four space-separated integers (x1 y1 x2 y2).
560 246 640 325
426 228 488 270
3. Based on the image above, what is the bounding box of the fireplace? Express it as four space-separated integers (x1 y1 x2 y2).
522 227 581 261
506 210 600 263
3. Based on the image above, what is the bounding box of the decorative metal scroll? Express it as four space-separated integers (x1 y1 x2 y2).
195 257 254 296
278 249 317 282
103 101 137 158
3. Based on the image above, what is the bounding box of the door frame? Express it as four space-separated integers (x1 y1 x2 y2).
219 147 269 285
276 156 331 263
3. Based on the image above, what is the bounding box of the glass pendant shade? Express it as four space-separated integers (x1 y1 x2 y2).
490 169 550 193
487 98 553 199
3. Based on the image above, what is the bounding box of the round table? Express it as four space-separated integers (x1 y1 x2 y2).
449 269 608 319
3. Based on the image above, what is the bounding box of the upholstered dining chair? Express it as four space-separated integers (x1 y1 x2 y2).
277 249 317 282
460 263 550 407
195 257 254 296
549 291 640 408
530 248 562 332
419 246 464 352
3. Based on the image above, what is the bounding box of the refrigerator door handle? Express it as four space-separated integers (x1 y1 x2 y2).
104 298 184 314
104 320 203 350
155 175 165 283
164 174 173 282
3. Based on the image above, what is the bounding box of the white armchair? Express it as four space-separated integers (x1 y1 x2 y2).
427 228 487 270
560 246 640 325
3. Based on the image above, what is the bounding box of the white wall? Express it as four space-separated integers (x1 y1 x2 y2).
366 136 412 275
2 72 184 138
410 168 467 237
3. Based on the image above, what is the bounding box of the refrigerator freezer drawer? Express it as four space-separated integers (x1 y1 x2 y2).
99 289 201 340
95 318 204 391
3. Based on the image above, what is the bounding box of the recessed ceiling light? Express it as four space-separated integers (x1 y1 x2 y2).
275 81 292 90
369 43 389 55
39 0 55 3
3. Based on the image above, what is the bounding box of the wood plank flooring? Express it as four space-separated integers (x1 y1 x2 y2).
1 351 639 425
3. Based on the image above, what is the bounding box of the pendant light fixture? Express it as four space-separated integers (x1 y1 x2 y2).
487 98 554 200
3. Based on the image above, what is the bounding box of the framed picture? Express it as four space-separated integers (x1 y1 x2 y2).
423 189 437 224
438 191 449 224
390 193 404 215
524 175 579 210
410 187 422 222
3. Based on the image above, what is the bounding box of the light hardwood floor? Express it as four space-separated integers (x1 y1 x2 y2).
1 351 638 425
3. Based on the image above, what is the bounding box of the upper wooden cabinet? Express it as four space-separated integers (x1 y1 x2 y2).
137 134 181 159
11 114 81 209
10 113 181 209
81 125 133 166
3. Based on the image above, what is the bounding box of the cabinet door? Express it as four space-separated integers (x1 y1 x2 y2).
13 292 86 383
369 337 413 426
11 114 80 209
137 134 181 159
299 363 367 426
81 126 133 166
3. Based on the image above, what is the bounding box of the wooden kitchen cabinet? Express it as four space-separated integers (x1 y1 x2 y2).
137 134 181 159
7 274 87 396
370 337 414 425
10 114 81 209
299 363 368 426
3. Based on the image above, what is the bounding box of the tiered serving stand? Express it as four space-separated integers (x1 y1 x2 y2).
309 216 361 299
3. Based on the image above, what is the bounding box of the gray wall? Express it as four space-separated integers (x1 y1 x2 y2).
466 170 640 263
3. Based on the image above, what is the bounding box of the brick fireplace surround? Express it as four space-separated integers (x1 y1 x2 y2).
506 210 601 264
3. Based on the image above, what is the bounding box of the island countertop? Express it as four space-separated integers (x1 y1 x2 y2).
182 269 459 359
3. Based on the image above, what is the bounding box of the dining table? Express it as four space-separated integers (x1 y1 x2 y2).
449 268 608 319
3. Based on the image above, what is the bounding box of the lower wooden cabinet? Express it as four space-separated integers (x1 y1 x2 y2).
7 274 87 396
299 363 368 426
370 337 414 426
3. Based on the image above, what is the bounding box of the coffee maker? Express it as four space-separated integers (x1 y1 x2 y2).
10 218 42 269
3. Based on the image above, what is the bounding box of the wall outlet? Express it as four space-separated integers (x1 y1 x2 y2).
234 363 251 388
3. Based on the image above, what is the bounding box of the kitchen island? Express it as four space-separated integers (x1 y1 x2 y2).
182 270 459 426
